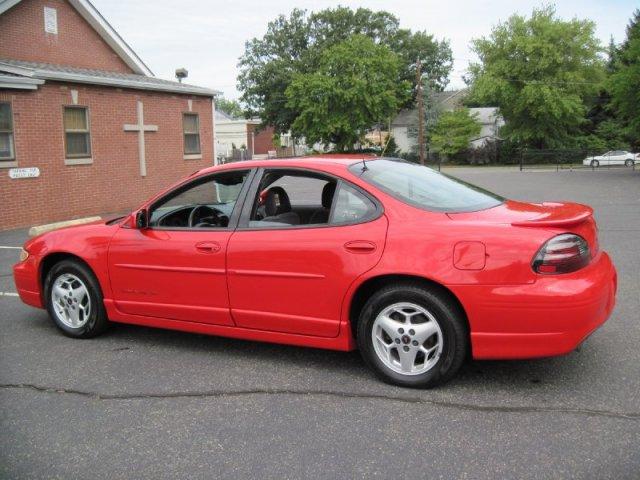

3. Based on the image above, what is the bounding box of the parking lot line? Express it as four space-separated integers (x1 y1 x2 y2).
0 292 19 297
0 246 22 249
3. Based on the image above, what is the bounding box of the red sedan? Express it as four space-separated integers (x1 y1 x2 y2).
13 157 617 388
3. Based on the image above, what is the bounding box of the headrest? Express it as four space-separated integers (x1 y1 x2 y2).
264 186 291 216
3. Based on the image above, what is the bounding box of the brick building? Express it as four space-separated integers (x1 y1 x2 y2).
0 0 218 229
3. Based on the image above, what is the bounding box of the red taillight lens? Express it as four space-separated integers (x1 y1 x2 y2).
532 234 591 274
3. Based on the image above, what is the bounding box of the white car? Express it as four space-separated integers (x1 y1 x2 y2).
583 150 637 167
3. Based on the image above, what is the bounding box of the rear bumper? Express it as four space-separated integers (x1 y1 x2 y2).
451 251 617 359
13 255 43 308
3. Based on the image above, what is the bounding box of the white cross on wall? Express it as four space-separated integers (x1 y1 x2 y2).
123 100 158 177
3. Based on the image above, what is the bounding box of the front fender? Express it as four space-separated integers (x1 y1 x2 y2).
24 222 120 302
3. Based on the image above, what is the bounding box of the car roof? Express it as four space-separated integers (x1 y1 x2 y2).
197 155 378 176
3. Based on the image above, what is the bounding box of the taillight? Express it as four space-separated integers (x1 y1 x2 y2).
532 234 591 274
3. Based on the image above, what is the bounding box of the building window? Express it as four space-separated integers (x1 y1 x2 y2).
63 107 91 158
183 113 201 155
0 102 15 162
44 7 58 34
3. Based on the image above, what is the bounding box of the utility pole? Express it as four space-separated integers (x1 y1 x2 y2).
416 59 425 165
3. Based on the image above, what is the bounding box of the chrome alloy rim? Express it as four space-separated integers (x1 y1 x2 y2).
371 302 443 376
51 273 91 328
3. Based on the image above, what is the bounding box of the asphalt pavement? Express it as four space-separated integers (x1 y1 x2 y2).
1 167 638 479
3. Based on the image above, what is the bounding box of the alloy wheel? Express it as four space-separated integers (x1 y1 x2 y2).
371 302 443 375
51 273 92 328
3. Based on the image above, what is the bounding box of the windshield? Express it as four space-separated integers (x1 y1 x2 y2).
350 159 504 213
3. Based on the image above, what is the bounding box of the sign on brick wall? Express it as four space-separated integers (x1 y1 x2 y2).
8 167 40 179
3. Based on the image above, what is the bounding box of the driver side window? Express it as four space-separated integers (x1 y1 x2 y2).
149 170 249 229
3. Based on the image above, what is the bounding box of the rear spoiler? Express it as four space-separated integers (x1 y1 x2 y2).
511 203 593 227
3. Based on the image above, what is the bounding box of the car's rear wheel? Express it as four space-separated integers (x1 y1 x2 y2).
357 283 468 388
625 159 634 167
591 160 599 167
44 259 109 338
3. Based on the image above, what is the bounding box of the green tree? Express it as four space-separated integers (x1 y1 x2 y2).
609 10 640 147
215 96 245 119
383 135 400 157
238 7 452 133
582 37 619 139
285 35 403 151
430 109 481 156
467 6 604 148
576 119 629 151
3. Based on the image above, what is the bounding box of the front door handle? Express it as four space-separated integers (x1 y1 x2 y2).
344 240 377 254
195 241 221 253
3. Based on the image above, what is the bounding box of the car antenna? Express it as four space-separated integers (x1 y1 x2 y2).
361 157 368 172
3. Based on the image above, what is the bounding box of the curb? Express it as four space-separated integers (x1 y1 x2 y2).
28 216 102 237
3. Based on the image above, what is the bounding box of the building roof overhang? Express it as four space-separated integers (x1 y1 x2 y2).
0 73 44 90
0 60 220 96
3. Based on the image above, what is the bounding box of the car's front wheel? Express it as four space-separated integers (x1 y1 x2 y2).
44 259 109 338
625 159 634 167
357 283 468 388
591 160 600 167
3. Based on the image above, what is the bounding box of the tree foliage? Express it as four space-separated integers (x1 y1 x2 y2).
580 119 629 150
215 96 245 119
285 36 403 151
430 109 481 156
609 9 640 147
238 7 452 134
467 6 604 148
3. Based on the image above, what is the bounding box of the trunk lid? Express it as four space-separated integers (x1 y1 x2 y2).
448 200 599 254
446 200 592 226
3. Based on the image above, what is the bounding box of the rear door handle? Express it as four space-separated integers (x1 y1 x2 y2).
344 240 377 254
195 241 221 253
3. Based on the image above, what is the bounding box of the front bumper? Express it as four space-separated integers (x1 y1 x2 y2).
13 254 43 308
450 251 617 359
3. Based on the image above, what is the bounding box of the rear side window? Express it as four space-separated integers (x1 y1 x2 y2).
330 183 377 224
350 159 503 213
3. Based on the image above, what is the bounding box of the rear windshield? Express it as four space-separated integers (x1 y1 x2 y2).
350 159 503 213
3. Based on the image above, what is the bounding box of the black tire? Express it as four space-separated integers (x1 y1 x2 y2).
44 259 109 338
625 159 634 167
591 160 599 167
357 282 468 388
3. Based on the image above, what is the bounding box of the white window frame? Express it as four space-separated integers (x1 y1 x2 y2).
63 105 93 165
0 102 17 168
183 112 202 158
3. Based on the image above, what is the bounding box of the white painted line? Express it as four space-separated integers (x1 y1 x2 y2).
0 292 19 297
0 246 22 250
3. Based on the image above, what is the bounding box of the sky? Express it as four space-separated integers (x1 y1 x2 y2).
93 0 638 99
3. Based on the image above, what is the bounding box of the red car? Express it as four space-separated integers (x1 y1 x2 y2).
13 157 617 388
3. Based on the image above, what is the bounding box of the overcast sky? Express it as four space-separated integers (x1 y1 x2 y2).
93 0 637 99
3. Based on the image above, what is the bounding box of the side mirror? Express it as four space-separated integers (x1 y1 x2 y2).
135 209 148 229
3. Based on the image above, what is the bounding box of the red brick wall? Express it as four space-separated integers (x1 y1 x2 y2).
0 83 213 229
0 0 134 73
246 123 276 156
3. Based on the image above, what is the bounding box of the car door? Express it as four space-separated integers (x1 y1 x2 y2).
610 151 625 165
226 168 388 338
108 168 254 325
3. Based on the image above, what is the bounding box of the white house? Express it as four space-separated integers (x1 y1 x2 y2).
214 110 258 160
215 111 310 161
390 89 504 154
468 107 505 148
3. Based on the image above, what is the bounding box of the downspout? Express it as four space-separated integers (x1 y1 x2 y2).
212 96 217 166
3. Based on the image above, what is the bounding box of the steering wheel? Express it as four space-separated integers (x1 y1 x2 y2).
188 205 225 228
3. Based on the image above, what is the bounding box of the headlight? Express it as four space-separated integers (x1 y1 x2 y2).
19 249 29 262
